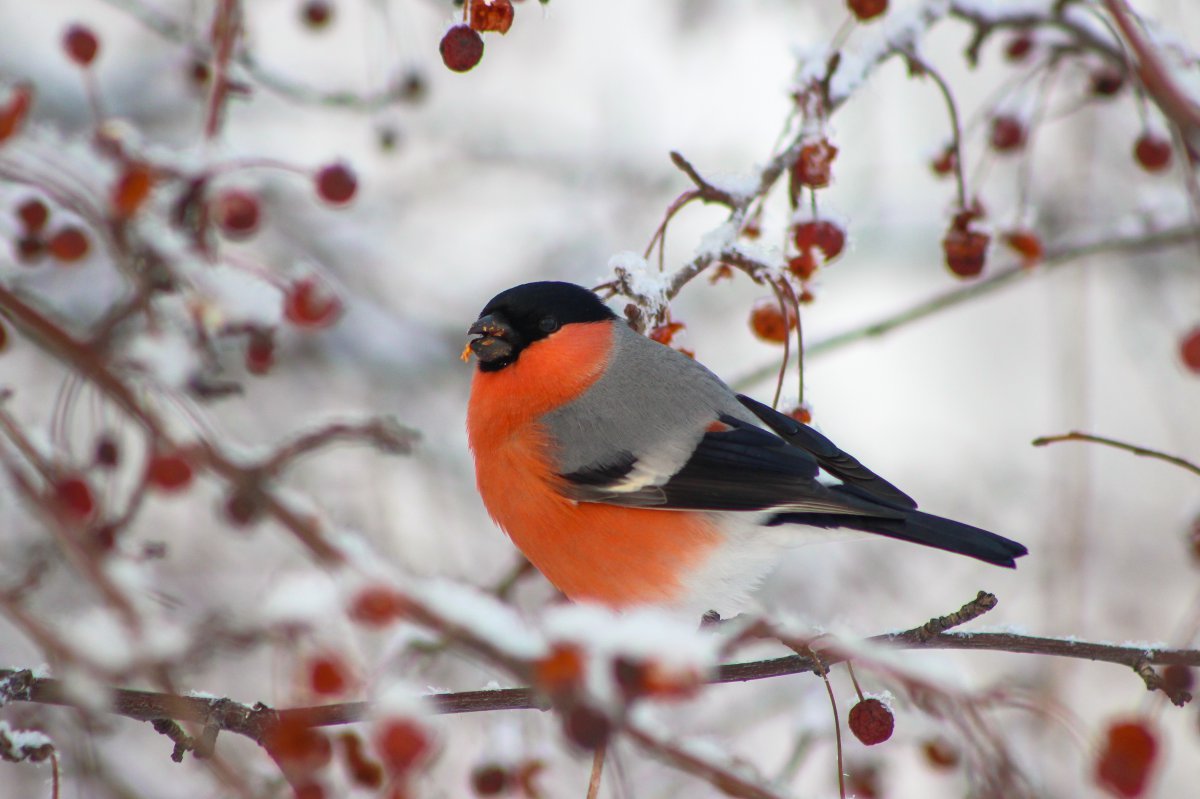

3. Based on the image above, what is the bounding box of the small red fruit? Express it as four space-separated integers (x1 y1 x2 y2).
1161 664 1193 695
146 452 193 492
54 476 96 521
374 719 430 775
348 585 408 626
943 225 989 278
213 189 261 237
0 84 33 143
787 251 818 281
1134 133 1172 172
1005 32 1033 62
990 115 1026 152
563 703 611 751
284 278 342 329
309 654 350 695
793 139 838 189
749 298 795 344
440 25 484 73
301 0 333 29
16 198 49 233
922 737 960 769
785 405 812 425
848 697 894 745
111 162 155 220
95 436 120 468
64 24 100 67
1003 229 1043 267
265 720 333 775
471 763 509 795
48 227 90 262
931 146 957 176
648 320 684 346
1179 326 1200 373
245 329 275 375
470 0 515 34
314 163 357 204
339 732 384 789
847 0 888 21
1091 68 1125 97
1095 719 1158 798
792 219 846 261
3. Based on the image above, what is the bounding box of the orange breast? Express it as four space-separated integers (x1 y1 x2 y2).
467 322 721 607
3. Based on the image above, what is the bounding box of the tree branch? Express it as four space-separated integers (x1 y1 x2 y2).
1032 430 1200 478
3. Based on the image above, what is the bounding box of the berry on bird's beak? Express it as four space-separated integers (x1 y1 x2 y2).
467 313 519 364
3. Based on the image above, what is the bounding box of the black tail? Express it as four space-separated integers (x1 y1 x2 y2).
768 509 1028 568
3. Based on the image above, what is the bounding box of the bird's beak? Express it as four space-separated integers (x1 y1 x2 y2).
465 313 519 364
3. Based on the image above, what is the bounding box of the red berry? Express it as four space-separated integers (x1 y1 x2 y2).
47 227 90 262
309 654 349 695
440 25 485 73
792 219 846 261
146 452 193 492
284 278 342 329
943 225 989 278
339 732 384 789
848 697 894 745
749 298 795 344
301 0 333 29
54 476 96 521
0 84 33 143
246 329 275 375
847 0 888 21
212 189 261 237
16 198 49 233
1091 68 1125 97
1003 229 1043 267
1161 664 1193 695
1005 32 1033 62
95 436 120 468
314 163 357 204
793 139 838 189
265 720 333 775
922 737 960 770
1180 326 1200 373
189 59 210 87
374 719 430 775
64 24 100 67
111 162 154 220
470 0 515 34
1134 133 1172 172
785 405 812 424
348 585 408 626
990 115 1026 152
471 764 509 795
931 146 957 177
563 704 611 751
1095 719 1158 798
787 251 818 281
648 320 685 346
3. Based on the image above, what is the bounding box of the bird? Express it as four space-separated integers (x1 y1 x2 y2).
465 280 1027 616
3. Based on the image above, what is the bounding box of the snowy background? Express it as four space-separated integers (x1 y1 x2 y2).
2 0 1199 797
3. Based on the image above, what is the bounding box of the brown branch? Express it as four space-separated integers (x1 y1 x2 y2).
625 722 789 799
1032 430 1200 478
258 418 418 476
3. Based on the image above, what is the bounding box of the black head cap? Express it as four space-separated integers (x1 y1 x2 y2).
468 281 617 371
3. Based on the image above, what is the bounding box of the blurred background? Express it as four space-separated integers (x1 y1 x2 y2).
1 0 1199 797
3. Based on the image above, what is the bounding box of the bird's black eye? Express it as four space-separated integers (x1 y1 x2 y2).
538 316 559 333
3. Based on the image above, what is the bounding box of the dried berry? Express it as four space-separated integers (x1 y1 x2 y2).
990 115 1026 152
0 84 33 143
1003 229 1043 267
339 732 384 789
563 704 610 750
301 0 333 29
95 436 120 468
349 585 408 626
265 720 333 776
1091 68 1125 97
440 25 484 73
921 737 960 770
792 219 845 261
64 24 99 67
246 329 275 375
471 763 509 795
931 145 957 177
793 139 838 189
1134 133 1172 173
54 476 96 521
315 163 357 204
1005 32 1034 62
848 698 894 745
943 225 989 278
470 0 515 34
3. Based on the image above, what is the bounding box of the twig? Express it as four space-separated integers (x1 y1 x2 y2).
1031 430 1200 478
625 722 788 799
586 740 607 799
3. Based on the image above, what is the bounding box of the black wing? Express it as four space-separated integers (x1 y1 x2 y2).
736 394 917 509
560 414 899 517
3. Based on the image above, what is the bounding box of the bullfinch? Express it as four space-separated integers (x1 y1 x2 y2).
466 281 1027 615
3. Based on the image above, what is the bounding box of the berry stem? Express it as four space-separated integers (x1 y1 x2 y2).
904 50 967 212
846 661 866 702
